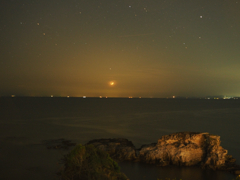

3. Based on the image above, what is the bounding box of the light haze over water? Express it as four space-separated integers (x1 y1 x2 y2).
0 97 240 179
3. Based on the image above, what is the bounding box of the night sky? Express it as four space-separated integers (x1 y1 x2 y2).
1 0 240 97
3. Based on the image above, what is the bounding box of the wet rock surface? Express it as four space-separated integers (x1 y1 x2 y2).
86 132 240 175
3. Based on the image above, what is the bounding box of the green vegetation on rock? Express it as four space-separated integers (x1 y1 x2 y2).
59 144 128 180
157 178 182 180
157 176 240 180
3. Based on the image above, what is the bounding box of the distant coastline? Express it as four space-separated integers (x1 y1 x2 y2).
1 95 240 100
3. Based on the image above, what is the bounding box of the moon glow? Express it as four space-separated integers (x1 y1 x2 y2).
110 81 115 86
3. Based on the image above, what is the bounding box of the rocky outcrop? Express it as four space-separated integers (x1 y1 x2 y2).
139 132 207 166
86 132 240 175
86 138 137 161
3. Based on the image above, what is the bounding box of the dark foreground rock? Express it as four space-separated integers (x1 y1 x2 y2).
59 144 129 180
87 138 137 161
86 132 240 175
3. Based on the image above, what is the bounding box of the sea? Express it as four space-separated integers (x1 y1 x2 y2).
0 97 240 180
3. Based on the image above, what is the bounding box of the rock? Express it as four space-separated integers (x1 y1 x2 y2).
139 132 206 166
86 132 240 174
86 138 137 161
59 144 129 180
201 134 228 169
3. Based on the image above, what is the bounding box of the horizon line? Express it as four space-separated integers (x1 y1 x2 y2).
1 95 239 99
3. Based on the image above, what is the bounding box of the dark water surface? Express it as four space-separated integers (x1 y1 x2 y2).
0 97 240 179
